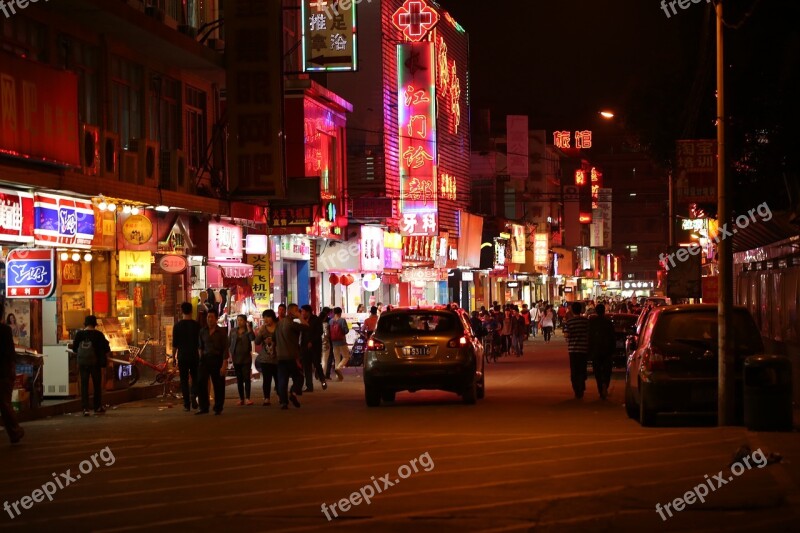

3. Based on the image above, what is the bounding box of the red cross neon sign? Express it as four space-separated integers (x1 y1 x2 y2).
392 0 440 42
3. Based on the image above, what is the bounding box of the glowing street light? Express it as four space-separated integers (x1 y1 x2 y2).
600 110 615 119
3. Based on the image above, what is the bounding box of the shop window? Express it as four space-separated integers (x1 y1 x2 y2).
59 36 99 126
149 75 181 151
110 56 144 149
1 16 47 62
185 85 207 171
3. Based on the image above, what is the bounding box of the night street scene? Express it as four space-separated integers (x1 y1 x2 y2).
1 0 799 531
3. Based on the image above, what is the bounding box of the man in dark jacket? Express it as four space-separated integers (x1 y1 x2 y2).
197 310 230 415
588 304 616 400
1 316 23 443
300 305 326 392
275 304 309 409
172 302 201 411
70 315 111 416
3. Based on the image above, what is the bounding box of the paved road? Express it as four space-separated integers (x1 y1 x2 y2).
2 333 798 531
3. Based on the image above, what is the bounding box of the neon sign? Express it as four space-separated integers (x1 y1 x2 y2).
436 35 462 135
554 130 593 150
440 173 457 200
591 167 602 209
575 169 586 186
392 0 440 42
398 41 437 236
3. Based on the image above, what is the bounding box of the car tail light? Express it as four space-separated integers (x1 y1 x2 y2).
448 336 468 348
642 347 665 371
367 338 385 351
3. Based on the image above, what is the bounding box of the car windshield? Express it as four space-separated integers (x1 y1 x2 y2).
376 312 460 335
651 310 763 354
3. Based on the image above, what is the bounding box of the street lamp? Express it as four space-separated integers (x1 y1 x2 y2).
599 110 615 119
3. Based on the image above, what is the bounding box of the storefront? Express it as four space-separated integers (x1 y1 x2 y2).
270 234 311 307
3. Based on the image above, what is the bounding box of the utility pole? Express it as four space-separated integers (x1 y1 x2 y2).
716 0 735 426
668 171 674 247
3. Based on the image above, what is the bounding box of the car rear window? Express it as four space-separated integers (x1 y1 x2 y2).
376 312 460 335
651 310 763 353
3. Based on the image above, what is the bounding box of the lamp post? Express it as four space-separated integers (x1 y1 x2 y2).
716 0 734 426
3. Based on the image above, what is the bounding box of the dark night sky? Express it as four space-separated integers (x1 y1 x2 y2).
440 0 706 131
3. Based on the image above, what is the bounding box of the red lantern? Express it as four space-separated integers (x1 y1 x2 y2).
329 273 339 285
341 274 354 287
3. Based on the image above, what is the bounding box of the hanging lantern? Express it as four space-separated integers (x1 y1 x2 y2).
341 274 354 287
329 273 340 286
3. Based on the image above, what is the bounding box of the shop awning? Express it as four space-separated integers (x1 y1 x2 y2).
208 262 253 278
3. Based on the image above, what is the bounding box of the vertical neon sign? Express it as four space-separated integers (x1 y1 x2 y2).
398 41 438 236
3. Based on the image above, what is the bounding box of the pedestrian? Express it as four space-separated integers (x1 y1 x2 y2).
521 304 531 340
1 313 23 443
300 305 327 392
540 306 555 342
70 315 111 416
500 308 513 356
254 309 279 406
530 303 541 337
229 314 255 406
356 304 366 313
275 304 309 410
196 310 229 415
320 307 334 380
512 308 525 356
329 307 350 381
557 302 567 329
588 303 616 399
564 302 590 399
362 306 379 335
172 302 201 412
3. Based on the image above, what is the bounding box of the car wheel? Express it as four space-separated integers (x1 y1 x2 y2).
462 379 477 405
381 390 396 403
624 383 637 419
365 383 381 407
476 374 485 399
639 387 656 426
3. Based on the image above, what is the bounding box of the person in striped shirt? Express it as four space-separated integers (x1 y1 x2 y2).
563 302 589 399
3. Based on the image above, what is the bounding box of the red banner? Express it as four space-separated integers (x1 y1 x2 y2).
0 189 34 243
0 53 79 166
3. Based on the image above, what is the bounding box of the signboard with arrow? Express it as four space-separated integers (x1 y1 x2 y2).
302 0 358 72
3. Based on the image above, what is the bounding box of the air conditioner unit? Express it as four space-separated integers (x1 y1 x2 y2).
121 151 139 185
80 124 100 176
129 138 160 187
101 131 119 178
160 149 190 192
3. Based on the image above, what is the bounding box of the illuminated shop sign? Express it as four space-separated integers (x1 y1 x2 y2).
33 193 95 249
398 41 438 236
392 0 440 42
302 0 358 72
5 248 55 298
118 250 152 282
360 226 384 273
553 130 592 150
208 222 243 262
0 189 34 243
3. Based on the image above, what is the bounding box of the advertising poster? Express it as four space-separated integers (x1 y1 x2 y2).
4 299 31 348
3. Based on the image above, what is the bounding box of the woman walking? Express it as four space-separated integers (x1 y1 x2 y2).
540 305 555 343
501 308 513 356
254 310 279 405
229 314 255 405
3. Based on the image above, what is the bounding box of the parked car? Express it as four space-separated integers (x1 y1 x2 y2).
625 304 764 426
362 307 485 406
624 305 655 356
607 313 638 368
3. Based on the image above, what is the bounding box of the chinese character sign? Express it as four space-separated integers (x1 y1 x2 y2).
302 0 357 71
510 224 526 264
5 248 55 299
398 41 438 236
553 130 593 150
248 254 270 310
590 167 602 209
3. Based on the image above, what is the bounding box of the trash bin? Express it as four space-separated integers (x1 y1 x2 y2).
744 355 793 431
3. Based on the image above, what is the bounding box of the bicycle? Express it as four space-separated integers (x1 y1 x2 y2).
125 337 180 397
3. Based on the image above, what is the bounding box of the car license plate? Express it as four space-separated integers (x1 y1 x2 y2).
405 346 430 356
